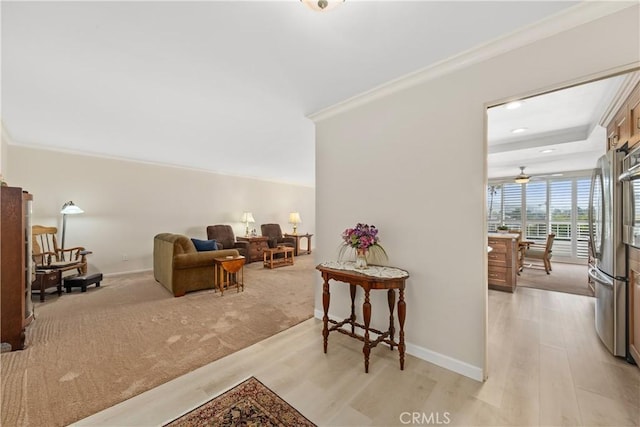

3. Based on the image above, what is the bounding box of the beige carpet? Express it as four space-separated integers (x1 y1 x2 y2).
1 255 315 427
517 261 594 297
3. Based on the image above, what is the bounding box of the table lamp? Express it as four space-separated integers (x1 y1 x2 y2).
241 212 255 237
60 201 84 260
289 212 302 234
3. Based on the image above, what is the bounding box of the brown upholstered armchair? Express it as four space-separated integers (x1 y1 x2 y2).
260 224 296 250
206 225 249 258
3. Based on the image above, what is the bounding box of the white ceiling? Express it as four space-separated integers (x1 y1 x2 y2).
487 73 631 181
1 1 586 186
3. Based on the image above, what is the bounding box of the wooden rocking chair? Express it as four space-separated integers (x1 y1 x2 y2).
32 225 89 276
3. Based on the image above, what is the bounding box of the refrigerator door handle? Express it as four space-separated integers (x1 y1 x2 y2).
588 168 599 260
588 266 614 287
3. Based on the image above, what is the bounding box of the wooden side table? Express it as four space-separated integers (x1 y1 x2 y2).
213 256 245 296
237 236 270 263
284 233 313 256
32 269 62 302
263 247 294 269
316 263 409 373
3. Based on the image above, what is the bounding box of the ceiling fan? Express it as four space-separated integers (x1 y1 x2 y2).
513 166 557 183
514 166 530 183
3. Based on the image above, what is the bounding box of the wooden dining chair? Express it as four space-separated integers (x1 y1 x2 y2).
523 233 556 274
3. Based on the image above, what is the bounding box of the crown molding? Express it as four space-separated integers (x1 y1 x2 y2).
10 141 315 188
599 70 640 127
308 1 638 123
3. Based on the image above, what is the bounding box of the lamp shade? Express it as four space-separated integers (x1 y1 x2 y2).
241 212 255 223
60 201 84 215
289 212 302 224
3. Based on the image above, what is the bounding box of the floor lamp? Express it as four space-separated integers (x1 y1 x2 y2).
60 201 84 260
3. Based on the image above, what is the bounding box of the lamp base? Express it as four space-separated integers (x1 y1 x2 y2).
292 225 297 235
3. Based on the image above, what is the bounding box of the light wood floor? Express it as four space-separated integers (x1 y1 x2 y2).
75 287 639 427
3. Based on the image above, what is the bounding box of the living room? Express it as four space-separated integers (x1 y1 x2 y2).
2 1 640 426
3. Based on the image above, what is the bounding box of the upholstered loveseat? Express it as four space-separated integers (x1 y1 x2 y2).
153 233 239 297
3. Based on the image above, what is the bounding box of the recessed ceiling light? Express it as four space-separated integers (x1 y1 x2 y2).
511 127 528 134
551 173 563 177
540 149 555 153
505 101 524 110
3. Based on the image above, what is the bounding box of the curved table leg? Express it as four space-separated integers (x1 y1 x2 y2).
363 288 371 373
388 289 396 350
350 284 357 334
398 288 406 370
322 275 330 353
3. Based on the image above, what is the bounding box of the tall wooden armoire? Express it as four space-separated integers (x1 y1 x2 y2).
1 186 34 350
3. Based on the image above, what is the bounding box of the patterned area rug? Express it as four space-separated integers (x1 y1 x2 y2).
165 377 316 427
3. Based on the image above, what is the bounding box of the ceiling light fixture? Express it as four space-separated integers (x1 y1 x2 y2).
511 127 528 134
540 149 555 153
505 101 524 110
301 0 344 12
514 166 530 184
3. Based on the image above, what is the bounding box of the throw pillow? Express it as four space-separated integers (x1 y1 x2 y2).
191 238 218 252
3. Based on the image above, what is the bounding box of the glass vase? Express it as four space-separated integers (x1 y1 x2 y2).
355 248 368 269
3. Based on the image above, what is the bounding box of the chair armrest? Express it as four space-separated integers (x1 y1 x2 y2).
526 243 546 251
279 237 296 245
33 251 56 267
57 246 86 261
233 241 250 251
173 249 240 269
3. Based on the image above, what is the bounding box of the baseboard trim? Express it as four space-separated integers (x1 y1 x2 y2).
313 309 483 382
103 268 152 278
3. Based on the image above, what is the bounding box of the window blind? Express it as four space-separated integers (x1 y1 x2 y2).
487 173 592 261
550 180 572 258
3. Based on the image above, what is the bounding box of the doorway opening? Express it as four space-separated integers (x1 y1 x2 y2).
487 70 639 296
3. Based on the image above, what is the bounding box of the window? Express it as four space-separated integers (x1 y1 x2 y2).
487 185 502 232
526 181 547 239
549 180 572 257
576 178 591 259
487 173 592 262
502 183 522 230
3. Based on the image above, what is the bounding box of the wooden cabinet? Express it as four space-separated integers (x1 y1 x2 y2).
1 186 33 351
629 82 640 147
608 108 628 150
607 80 640 151
488 234 518 293
629 247 640 366
237 236 270 263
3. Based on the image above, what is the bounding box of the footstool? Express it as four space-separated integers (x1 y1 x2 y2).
64 273 103 293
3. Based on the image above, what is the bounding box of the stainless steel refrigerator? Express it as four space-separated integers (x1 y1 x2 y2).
588 149 627 357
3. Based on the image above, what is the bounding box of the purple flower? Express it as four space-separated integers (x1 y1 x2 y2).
341 223 381 250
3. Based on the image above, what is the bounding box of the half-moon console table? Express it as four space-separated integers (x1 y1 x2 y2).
316 262 409 373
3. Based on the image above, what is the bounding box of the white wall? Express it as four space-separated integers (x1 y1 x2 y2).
313 6 640 380
1 123 10 180
8 145 315 275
